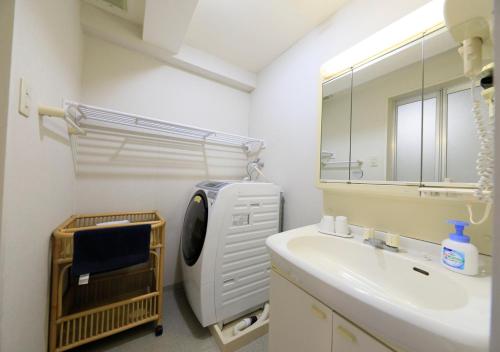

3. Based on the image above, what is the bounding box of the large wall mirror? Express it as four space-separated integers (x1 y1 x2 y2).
320 26 483 187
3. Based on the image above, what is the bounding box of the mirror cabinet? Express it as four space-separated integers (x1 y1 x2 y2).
320 26 484 188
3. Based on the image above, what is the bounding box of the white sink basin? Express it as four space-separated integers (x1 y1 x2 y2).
267 225 491 352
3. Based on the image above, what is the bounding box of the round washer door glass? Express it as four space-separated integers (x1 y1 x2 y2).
181 191 208 266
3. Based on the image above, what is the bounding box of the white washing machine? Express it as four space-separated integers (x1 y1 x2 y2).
180 180 282 327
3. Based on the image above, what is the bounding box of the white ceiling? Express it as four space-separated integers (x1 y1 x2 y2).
87 0 347 73
184 0 348 72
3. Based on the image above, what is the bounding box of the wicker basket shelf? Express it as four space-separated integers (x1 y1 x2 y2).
49 211 166 352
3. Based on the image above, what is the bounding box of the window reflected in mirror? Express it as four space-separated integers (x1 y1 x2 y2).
350 37 423 183
393 96 433 181
421 28 486 184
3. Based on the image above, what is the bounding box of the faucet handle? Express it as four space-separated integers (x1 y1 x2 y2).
385 233 400 249
363 228 375 241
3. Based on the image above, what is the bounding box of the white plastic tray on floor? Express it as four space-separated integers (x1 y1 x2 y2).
209 309 268 352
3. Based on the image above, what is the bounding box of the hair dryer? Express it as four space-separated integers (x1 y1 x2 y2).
444 0 494 224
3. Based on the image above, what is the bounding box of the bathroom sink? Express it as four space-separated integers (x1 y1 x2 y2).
287 235 469 311
266 225 491 352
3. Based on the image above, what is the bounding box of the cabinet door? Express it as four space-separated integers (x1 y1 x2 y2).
332 311 394 352
269 271 333 352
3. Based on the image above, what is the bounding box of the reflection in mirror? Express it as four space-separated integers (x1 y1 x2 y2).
422 27 487 184
350 38 423 183
320 71 352 181
319 26 489 185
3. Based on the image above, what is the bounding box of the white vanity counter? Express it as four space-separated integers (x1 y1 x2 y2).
266 225 491 352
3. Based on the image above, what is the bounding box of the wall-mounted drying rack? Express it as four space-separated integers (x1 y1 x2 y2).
321 160 363 167
321 151 335 159
320 150 362 168
321 159 364 179
38 101 266 154
38 105 86 135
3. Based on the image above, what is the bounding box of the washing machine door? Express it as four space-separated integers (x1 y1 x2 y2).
181 190 209 266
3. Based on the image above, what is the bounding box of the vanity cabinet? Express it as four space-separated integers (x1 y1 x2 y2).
332 313 393 352
269 270 395 352
269 270 333 352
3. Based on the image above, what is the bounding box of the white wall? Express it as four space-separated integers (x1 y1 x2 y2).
77 35 252 285
249 0 432 231
0 1 82 351
0 0 15 348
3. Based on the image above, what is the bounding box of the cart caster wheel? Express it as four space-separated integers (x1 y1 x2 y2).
155 325 163 336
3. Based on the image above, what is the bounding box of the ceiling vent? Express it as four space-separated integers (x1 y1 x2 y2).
85 0 145 25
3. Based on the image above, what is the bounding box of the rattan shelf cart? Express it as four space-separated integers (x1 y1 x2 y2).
49 211 166 352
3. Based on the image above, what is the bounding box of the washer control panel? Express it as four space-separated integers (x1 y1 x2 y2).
197 181 229 191
197 181 230 200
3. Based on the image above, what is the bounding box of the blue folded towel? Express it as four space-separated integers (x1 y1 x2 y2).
72 224 151 277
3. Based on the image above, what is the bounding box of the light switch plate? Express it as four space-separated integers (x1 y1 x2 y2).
18 78 31 117
368 156 378 167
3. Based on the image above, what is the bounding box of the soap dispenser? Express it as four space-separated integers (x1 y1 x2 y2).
441 220 478 276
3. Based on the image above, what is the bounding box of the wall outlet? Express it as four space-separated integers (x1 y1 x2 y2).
18 78 31 117
368 156 378 167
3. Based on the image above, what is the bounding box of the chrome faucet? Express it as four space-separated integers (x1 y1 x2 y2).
363 228 400 252
364 237 385 249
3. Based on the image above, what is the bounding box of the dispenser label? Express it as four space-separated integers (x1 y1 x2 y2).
442 247 465 270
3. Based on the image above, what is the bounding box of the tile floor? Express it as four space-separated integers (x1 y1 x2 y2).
74 285 268 352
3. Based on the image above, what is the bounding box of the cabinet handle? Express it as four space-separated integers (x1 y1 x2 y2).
336 325 357 344
310 304 327 320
